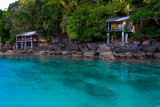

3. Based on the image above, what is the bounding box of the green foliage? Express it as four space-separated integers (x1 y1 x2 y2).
130 0 160 38
0 0 160 43
67 1 122 42
36 0 63 40
0 10 10 43
146 27 160 38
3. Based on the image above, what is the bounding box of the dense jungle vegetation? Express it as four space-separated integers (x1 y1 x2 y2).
0 0 160 43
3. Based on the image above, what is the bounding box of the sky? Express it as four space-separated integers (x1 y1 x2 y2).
0 0 18 10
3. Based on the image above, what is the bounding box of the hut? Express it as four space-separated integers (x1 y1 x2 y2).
105 16 135 45
15 31 42 50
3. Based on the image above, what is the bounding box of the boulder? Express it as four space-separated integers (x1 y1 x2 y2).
72 51 83 57
133 41 141 46
99 51 115 60
97 45 110 53
81 47 89 53
37 45 48 51
52 45 61 51
117 52 133 59
83 52 96 57
125 45 142 52
54 51 62 55
157 45 160 51
154 53 160 59
143 45 156 52
35 51 46 55
6 50 14 55
62 51 71 55
87 43 97 50
52 39 58 44
142 40 150 46
133 52 146 59
145 52 153 57
48 45 53 51
0 51 3 55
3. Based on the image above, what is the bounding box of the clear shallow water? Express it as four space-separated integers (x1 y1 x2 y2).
0 55 160 107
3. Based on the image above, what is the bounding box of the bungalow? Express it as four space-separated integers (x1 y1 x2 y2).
105 16 135 45
15 31 42 50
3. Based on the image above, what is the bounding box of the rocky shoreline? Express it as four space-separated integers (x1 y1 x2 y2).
0 40 160 60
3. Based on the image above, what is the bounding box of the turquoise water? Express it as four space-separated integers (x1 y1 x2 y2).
0 55 160 107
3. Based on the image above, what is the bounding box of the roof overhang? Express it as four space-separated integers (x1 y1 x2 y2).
106 16 130 23
15 31 37 37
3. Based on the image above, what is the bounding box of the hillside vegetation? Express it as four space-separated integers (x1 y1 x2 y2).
0 0 160 43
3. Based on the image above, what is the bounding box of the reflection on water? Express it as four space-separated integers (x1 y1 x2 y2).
0 55 160 107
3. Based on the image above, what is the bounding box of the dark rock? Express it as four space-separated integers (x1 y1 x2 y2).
87 43 97 50
97 45 110 53
143 45 156 52
83 52 96 57
48 45 53 51
157 44 160 51
52 45 61 51
154 53 160 59
82 47 89 53
117 52 133 59
35 51 46 55
37 45 47 51
142 40 150 46
54 51 62 55
145 52 153 57
133 52 146 59
52 39 58 44
133 41 141 46
125 45 142 52
62 51 71 55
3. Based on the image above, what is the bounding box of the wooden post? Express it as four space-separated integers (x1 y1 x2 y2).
21 36 23 49
25 36 26 49
31 35 33 49
122 32 124 45
122 21 125 46
125 33 128 44
107 33 110 45
107 22 110 45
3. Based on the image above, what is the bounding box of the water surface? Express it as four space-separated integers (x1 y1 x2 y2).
0 55 160 107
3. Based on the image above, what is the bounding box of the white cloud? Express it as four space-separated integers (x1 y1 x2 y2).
0 0 18 10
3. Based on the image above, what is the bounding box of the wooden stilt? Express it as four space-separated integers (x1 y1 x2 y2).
125 33 128 44
31 35 33 49
121 32 124 45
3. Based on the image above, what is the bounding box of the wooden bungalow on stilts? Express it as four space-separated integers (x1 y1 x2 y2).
105 16 135 45
15 31 41 50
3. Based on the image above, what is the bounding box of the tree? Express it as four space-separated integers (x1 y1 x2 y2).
36 0 63 43
0 10 10 43
130 0 160 38
67 1 122 42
